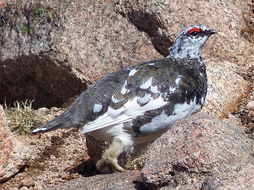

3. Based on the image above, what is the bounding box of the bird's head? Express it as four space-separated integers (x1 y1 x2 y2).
168 25 217 60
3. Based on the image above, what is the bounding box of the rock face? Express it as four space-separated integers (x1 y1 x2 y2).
141 114 254 190
0 0 160 108
203 61 249 117
0 105 29 182
116 0 254 67
45 170 144 190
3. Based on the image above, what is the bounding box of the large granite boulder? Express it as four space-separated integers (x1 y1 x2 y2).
0 105 29 182
141 114 254 189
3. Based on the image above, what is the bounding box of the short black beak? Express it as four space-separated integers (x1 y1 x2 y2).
205 29 217 35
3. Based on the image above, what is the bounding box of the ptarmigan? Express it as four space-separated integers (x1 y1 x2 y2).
32 25 216 172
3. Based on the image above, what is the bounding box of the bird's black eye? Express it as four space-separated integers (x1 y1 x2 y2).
190 31 198 36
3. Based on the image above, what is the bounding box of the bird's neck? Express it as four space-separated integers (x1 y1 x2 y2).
167 39 202 60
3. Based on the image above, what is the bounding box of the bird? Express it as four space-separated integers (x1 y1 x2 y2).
32 25 216 172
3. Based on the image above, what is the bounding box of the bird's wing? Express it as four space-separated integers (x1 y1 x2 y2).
33 58 201 135
82 58 197 134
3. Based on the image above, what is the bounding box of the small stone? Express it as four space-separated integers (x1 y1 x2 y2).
21 178 35 188
50 155 56 160
248 110 254 117
36 107 50 116
34 181 43 188
246 101 254 109
29 141 37 145
20 187 29 190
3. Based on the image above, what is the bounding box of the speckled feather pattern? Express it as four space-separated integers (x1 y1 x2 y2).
32 57 207 138
59 58 207 137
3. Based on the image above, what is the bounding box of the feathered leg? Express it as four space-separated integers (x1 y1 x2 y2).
96 137 126 172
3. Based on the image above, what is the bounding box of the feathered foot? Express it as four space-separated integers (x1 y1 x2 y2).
96 137 125 172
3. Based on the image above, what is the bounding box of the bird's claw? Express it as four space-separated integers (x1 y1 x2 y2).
96 157 125 172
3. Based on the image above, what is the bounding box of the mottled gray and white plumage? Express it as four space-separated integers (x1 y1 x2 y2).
32 25 216 172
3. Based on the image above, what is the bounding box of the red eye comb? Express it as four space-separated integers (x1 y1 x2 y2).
187 28 201 34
